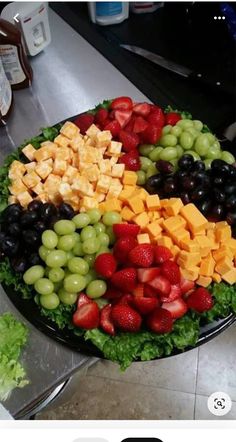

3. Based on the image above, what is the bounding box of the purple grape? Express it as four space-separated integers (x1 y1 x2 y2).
191 187 208 201
226 211 236 226
156 160 174 175
180 192 191 205
213 189 226 204
178 154 194 170
181 176 195 191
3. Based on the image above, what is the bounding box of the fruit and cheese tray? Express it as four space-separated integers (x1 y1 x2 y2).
0 96 236 369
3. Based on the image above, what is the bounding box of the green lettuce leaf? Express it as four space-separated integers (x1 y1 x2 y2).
0 353 28 401
0 259 32 300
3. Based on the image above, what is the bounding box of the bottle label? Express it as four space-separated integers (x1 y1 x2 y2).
0 44 26 85
96 2 122 16
0 58 12 117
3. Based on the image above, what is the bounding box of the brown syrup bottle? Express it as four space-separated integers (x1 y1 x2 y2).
0 56 13 126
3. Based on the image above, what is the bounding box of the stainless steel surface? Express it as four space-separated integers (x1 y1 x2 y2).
0 9 148 418
120 44 191 78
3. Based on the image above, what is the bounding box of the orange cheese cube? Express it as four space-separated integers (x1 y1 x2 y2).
8 160 26 179
146 194 160 210
119 186 135 202
207 222 216 230
165 198 183 216
177 251 201 267
196 276 212 287
215 224 231 243
122 171 137 186
199 254 215 277
93 192 105 203
180 267 199 281
137 233 151 244
215 256 234 275
227 238 236 253
213 246 233 262
133 212 150 228
9 178 27 195
25 162 36 173
17 191 33 207
98 202 106 214
128 196 145 214
104 199 122 212
162 215 186 234
22 171 41 189
212 272 222 283
171 245 180 259
22 144 36 161
170 228 190 246
180 203 208 233
132 188 149 201
160 199 169 208
145 221 162 238
221 268 236 284
215 221 228 228
195 235 213 257
180 239 200 253
121 206 135 221
157 236 173 249
194 228 206 236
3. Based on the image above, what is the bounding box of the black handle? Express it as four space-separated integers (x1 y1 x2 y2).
189 71 234 97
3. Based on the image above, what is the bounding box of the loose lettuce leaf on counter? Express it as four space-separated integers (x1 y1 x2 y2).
0 354 28 401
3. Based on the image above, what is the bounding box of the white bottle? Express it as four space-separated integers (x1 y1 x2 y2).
0 56 13 125
88 2 129 25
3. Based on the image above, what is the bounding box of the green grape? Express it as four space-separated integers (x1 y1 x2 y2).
170 158 178 171
86 279 107 299
205 132 216 144
194 134 210 156
57 234 77 252
67 257 89 275
136 170 146 185
146 164 158 179
80 226 96 242
97 232 110 246
177 119 193 129
66 251 74 261
96 246 110 257
93 222 106 235
44 266 50 277
72 232 81 243
186 127 199 139
139 144 154 156
58 288 77 305
102 211 121 226
159 147 178 161
64 274 86 293
38 245 51 261
48 267 65 283
193 120 203 131
148 147 163 161
54 220 76 235
46 250 67 268
84 269 97 285
72 213 90 229
40 293 60 310
82 238 100 254
23 265 44 285
159 134 177 147
184 150 201 161
176 145 184 157
106 226 116 245
206 146 222 159
64 268 72 278
73 242 84 256
140 156 153 171
42 230 58 249
179 131 194 150
162 124 172 135
221 151 235 164
211 140 221 151
95 298 109 309
53 281 63 293
84 254 96 268
34 278 54 296
170 125 182 137
87 209 101 224
204 159 213 169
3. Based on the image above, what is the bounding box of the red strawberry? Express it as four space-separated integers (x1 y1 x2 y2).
113 223 140 238
186 287 213 313
94 253 117 278
165 112 182 126
147 107 165 127
133 102 151 117
103 286 123 300
74 113 94 134
162 298 188 319
142 123 162 144
137 267 160 283
113 236 137 263
111 304 142 332
111 268 137 292
73 302 100 329
180 276 195 294
160 260 181 284
154 246 173 264
144 284 159 298
77 293 92 309
160 284 182 303
116 293 133 306
124 115 136 132
132 283 144 298
133 116 149 133
133 296 159 315
104 120 121 137
147 307 173 333
114 109 132 128
100 304 115 335
148 275 171 297
119 130 139 152
129 244 154 268
95 108 109 125
111 96 133 110
118 150 140 171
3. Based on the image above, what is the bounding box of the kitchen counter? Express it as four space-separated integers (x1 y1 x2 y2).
0 8 148 419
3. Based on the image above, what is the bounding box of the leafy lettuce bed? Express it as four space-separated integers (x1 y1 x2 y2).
0 103 235 370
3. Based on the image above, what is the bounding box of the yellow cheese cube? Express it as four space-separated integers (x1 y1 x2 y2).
110 156 118 166
8 195 17 204
72 176 94 197
32 182 44 195
196 276 212 287
52 159 67 176
215 224 231 243
228 238 236 253
99 159 112 175
106 179 123 199
212 272 222 283
118 186 136 202
180 266 199 281
98 202 106 214
81 197 99 210
22 144 36 161
120 206 135 221
104 199 122 212
137 233 151 244
54 134 70 148
82 164 100 182
221 268 236 284
54 147 71 162
9 160 26 179
60 121 79 139
165 198 183 216
171 245 180 259
111 164 125 178
157 236 173 249
180 203 208 233
35 159 53 180
22 171 41 189
129 196 145 214
177 251 201 267
9 179 27 196
96 175 112 193
86 124 100 139
44 174 62 194
69 134 84 152
25 162 37 173
59 182 73 199
122 171 138 186
180 239 200 253
162 215 186 234
146 194 160 210
62 166 79 185
94 192 105 203
17 191 33 207
133 212 150 228
36 193 49 203
106 139 121 154
145 220 163 238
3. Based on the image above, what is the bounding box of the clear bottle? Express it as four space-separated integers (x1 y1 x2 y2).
0 18 33 90
0 56 13 126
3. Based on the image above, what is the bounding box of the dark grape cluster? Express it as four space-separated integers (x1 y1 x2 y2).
0 202 75 272
146 155 236 235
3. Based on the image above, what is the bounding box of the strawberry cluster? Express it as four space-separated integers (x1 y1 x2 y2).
74 97 181 171
72 223 214 335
